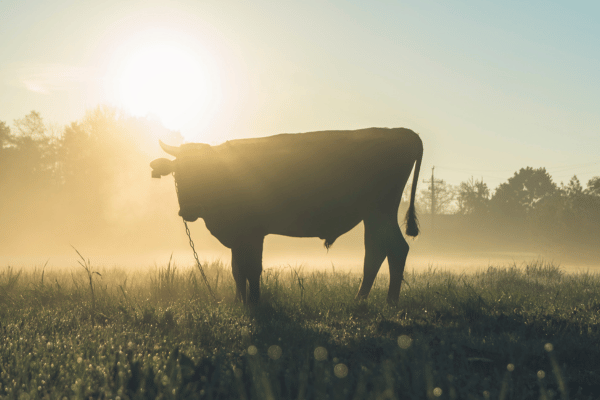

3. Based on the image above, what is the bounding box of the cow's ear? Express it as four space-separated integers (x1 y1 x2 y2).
150 158 174 178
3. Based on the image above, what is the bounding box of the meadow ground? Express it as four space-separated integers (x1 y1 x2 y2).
1 259 599 399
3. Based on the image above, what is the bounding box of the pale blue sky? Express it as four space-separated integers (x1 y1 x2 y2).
1 0 599 187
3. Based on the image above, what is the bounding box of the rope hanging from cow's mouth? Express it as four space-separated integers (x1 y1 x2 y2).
174 172 217 301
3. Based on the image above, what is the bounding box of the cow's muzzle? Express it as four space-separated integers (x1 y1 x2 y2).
179 210 199 222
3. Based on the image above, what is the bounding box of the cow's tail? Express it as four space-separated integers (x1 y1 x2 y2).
404 139 423 237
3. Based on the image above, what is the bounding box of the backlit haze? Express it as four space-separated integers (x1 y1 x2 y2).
1 0 599 272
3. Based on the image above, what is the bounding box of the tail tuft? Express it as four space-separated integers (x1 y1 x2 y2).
405 205 420 237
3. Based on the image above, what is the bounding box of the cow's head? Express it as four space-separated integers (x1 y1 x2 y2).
151 140 213 222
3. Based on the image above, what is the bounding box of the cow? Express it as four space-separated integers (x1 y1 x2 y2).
150 127 423 305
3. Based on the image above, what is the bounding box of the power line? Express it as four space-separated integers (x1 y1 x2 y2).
547 162 600 174
545 159 600 170
553 170 600 181
436 165 514 174
436 159 600 184
437 159 600 173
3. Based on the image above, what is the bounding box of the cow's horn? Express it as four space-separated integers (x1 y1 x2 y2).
159 140 181 157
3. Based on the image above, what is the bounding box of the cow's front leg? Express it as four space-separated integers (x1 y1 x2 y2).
231 235 265 305
231 255 246 302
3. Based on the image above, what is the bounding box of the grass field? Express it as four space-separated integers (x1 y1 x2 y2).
1 258 599 399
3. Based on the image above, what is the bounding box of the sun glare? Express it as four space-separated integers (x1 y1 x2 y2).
110 36 218 135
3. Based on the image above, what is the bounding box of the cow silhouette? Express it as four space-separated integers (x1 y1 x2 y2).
151 127 423 305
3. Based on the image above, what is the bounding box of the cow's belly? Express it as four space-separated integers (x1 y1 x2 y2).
202 208 363 249
263 207 365 243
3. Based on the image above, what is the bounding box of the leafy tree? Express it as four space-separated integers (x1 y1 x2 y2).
58 122 90 186
562 175 600 231
0 112 60 246
10 111 57 183
417 181 457 215
0 121 16 210
491 167 556 217
13 110 46 140
527 174 600 250
1 106 188 254
559 175 585 219
586 176 600 196
0 121 15 177
558 175 593 220
456 177 490 215
0 120 13 149
563 175 583 197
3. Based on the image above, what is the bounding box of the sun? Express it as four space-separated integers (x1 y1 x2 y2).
113 38 217 134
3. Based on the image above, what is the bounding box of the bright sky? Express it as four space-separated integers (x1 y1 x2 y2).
1 0 599 188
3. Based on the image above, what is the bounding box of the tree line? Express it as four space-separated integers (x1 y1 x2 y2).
412 167 600 254
1 109 598 256
0 107 183 254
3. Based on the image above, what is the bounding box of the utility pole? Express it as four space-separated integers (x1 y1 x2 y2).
423 166 444 233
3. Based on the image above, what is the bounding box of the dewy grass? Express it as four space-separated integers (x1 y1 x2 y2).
1 260 599 399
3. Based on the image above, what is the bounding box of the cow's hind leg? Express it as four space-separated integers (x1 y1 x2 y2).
231 255 246 303
355 215 388 300
385 221 409 305
231 235 264 305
